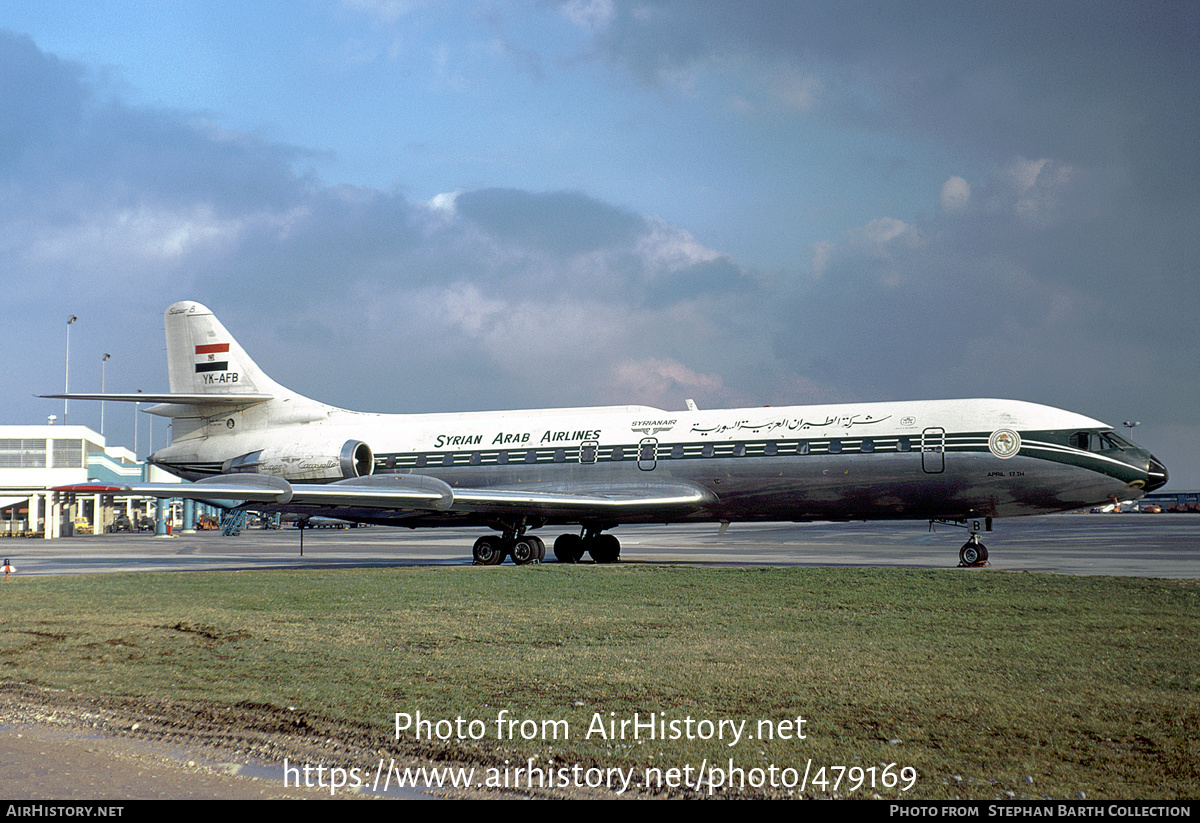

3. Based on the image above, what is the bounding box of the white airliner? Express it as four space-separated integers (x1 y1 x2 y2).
48 301 1167 566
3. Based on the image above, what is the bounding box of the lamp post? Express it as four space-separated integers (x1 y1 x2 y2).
1123 421 1140 441
64 315 77 425
134 389 142 460
100 353 111 435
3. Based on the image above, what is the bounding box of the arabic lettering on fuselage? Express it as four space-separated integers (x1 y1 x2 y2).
689 414 893 436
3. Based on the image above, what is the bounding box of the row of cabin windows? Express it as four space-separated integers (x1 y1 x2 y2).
388 436 917 469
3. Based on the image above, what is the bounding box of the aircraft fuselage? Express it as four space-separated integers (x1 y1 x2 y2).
149 397 1160 528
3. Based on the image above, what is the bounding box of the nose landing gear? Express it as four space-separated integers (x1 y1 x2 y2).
932 518 991 567
959 533 989 567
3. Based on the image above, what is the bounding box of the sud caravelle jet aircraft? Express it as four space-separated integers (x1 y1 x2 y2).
48 301 1168 566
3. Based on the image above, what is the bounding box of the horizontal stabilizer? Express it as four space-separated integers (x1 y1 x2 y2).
39 392 272 407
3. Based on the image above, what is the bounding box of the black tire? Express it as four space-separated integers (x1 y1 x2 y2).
473 535 505 565
554 533 584 563
588 533 621 564
511 539 538 565
527 535 546 562
959 542 983 566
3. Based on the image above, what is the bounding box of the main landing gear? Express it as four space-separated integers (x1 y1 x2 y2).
552 530 620 564
472 533 545 566
471 527 621 565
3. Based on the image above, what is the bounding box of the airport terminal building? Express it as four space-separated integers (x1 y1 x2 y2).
0 424 179 537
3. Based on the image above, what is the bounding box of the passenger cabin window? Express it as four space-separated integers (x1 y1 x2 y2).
796 441 810 455
764 441 778 456
828 439 842 454
861 439 874 453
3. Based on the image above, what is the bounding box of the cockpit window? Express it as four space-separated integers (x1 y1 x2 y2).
1102 432 1134 451
1070 431 1120 452
1070 432 1096 451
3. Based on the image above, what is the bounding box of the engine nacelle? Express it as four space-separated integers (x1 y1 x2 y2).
222 439 374 482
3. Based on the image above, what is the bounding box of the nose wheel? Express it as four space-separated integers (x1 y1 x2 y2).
933 518 992 567
959 534 989 567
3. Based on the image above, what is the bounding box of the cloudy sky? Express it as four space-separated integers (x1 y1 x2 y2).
4 1 1198 487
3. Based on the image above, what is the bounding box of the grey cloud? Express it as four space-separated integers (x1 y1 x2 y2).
587 1 1200 177
0 31 87 163
454 188 645 255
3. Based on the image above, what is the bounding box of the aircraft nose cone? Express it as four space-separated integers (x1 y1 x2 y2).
1145 455 1168 492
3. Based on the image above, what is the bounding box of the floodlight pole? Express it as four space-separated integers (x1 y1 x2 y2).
100 353 111 435
64 315 77 425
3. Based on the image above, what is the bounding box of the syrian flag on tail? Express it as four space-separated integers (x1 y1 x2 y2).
194 343 229 373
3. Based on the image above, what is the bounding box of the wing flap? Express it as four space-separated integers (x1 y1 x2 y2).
449 481 716 514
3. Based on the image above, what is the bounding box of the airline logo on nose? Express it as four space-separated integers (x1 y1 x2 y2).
195 343 229 373
988 429 1021 458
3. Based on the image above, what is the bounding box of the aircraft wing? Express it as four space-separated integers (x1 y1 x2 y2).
52 473 717 519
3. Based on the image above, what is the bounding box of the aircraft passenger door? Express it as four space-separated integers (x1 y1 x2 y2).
638 437 658 471
579 440 598 464
921 427 945 474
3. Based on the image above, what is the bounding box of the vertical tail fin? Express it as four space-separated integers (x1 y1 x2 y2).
158 301 334 440
164 301 289 399
149 302 340 472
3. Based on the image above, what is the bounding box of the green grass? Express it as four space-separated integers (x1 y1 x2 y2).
2 565 1197 798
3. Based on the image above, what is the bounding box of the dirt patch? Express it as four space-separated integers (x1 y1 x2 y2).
0 682 654 799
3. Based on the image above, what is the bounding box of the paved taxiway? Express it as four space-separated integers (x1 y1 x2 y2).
4 513 1198 578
